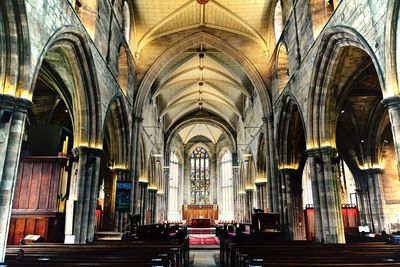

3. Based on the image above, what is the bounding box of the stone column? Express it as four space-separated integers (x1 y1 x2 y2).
131 117 143 214
65 146 103 244
139 181 148 225
148 188 157 224
305 146 345 243
278 168 295 239
0 95 31 262
263 116 278 212
102 169 115 231
355 187 369 227
245 189 254 223
383 96 400 176
363 168 385 233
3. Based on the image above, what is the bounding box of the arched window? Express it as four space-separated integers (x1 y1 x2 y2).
274 0 283 43
168 151 180 220
220 150 234 220
74 0 97 39
122 1 130 44
190 146 210 204
117 45 129 95
276 43 289 94
310 0 334 38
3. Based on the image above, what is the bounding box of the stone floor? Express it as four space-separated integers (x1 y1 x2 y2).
189 249 220 267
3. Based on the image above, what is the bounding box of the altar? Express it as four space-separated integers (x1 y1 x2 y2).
182 204 218 222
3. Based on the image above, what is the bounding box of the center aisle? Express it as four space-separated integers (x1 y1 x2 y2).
190 249 220 267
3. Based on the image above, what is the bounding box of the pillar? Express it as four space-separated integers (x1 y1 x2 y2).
131 117 143 214
0 95 31 262
139 181 148 225
363 168 385 233
305 146 345 243
382 96 400 176
65 146 103 244
148 188 157 224
245 189 254 223
278 168 295 239
263 116 278 212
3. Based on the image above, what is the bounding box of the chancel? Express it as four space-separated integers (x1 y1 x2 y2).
2 0 400 266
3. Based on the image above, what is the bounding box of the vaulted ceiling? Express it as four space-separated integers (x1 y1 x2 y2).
132 0 274 143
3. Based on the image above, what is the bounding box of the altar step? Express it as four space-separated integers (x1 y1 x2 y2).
94 231 128 241
188 227 216 235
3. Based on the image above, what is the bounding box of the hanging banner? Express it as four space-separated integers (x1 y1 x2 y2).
116 181 131 212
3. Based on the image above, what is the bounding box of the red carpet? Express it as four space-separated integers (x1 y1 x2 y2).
189 234 220 246
189 228 213 235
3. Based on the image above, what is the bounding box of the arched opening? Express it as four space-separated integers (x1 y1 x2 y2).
277 96 307 240
168 150 181 220
74 0 98 39
218 149 234 220
274 0 284 43
333 47 395 234
117 45 130 95
309 0 334 38
275 43 290 95
99 97 130 231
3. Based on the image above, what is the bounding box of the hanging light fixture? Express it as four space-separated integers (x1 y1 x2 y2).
197 0 209 4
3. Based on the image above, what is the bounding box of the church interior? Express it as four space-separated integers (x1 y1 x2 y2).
2 0 400 266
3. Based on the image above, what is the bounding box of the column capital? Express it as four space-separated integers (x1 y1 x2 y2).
262 115 273 123
278 168 297 175
361 168 383 175
0 94 32 113
305 146 337 157
71 146 104 158
112 168 131 174
382 96 400 110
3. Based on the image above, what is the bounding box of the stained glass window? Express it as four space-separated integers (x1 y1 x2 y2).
190 146 210 204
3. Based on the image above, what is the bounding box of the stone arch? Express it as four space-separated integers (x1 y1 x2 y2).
134 32 272 119
30 27 102 148
307 26 385 149
117 44 131 96
166 117 235 152
277 93 307 168
187 142 212 158
0 0 30 98
384 1 400 96
103 95 131 168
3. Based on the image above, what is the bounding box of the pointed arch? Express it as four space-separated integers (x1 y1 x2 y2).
30 27 102 148
307 26 385 149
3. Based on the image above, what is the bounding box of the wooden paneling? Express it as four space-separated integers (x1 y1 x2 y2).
182 204 218 220
8 157 68 245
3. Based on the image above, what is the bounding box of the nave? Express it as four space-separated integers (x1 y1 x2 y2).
2 0 400 266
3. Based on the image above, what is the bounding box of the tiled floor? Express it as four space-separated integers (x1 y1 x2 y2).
190 249 220 267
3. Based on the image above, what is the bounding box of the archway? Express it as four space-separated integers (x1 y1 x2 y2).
276 94 307 240
100 96 130 231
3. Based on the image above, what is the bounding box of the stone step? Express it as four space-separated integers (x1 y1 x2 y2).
94 231 127 241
